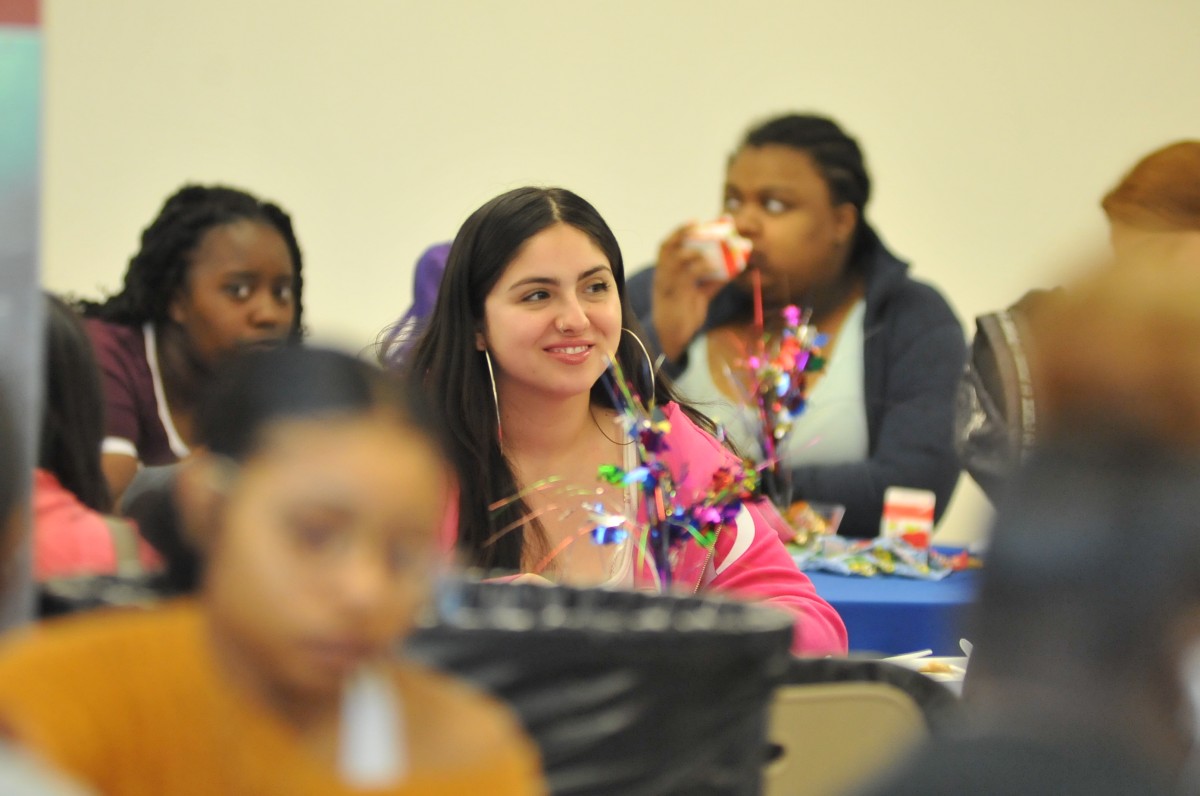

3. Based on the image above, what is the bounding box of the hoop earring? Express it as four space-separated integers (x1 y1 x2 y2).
622 327 658 399
484 349 503 444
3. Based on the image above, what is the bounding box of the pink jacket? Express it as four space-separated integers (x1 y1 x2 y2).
440 404 847 656
33 469 161 581
643 403 846 655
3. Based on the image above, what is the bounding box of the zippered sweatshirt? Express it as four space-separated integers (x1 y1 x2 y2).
439 402 848 657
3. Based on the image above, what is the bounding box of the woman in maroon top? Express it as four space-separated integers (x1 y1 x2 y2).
78 185 305 505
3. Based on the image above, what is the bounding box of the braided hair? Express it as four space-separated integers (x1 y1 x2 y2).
78 184 305 339
739 113 872 262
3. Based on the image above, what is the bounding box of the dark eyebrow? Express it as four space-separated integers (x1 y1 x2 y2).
507 265 612 291
221 270 260 281
725 183 796 199
507 276 557 291
279 489 360 524
578 266 611 281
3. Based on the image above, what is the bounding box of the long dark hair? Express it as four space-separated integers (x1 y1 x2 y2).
77 184 305 340
404 186 712 571
40 294 111 513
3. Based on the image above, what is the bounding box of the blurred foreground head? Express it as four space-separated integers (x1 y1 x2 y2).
1038 140 1200 444
1030 239 1200 449
969 239 1200 777
177 347 453 699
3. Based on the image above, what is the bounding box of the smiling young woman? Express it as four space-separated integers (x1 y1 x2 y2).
478 223 623 407
400 186 847 656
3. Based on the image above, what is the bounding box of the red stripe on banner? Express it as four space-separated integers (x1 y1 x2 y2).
0 0 39 26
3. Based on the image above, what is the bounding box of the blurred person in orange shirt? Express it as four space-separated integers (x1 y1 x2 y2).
0 347 544 795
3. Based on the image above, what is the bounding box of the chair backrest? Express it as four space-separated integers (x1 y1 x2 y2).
763 681 926 796
782 657 961 734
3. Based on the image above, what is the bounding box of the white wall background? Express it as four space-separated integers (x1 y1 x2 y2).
40 0 1200 545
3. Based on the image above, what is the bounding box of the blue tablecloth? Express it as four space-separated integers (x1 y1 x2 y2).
806 568 979 656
